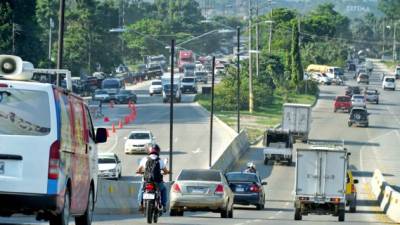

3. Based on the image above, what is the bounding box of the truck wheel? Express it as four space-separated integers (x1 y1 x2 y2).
338 209 345 222
349 204 356 213
287 158 293 166
294 208 302 221
263 158 268 165
348 122 352 127
334 108 337 113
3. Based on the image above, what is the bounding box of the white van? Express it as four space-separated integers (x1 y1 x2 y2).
0 56 107 225
382 76 396 91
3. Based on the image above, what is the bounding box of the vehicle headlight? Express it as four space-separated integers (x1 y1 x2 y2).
109 168 116 173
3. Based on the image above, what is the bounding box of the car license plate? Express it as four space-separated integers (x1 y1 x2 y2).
236 187 245 192
143 193 155 200
191 188 205 194
0 162 4 175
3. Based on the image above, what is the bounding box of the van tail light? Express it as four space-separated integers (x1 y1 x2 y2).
250 184 261 193
298 197 309 201
48 140 61 179
145 183 155 191
215 184 224 195
0 83 9 88
172 183 181 193
330 197 341 204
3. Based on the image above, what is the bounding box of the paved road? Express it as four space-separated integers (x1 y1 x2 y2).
3 62 400 224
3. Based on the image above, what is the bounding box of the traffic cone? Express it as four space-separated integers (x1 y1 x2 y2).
104 117 110 123
112 123 116 133
118 120 123 129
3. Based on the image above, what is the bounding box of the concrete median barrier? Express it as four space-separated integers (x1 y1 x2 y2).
370 169 400 223
211 130 249 172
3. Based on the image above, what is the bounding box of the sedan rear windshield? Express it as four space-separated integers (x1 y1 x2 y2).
178 170 221 182
226 173 258 183
353 95 364 99
129 133 150 140
337 97 350 102
0 89 51 136
152 81 162 85
182 78 195 82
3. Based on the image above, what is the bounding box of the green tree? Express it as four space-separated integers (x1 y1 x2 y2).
379 0 400 20
0 1 12 54
291 22 303 86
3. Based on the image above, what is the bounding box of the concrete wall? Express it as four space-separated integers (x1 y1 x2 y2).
370 169 400 223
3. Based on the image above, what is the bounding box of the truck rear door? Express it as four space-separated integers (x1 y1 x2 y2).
296 149 319 196
321 151 346 197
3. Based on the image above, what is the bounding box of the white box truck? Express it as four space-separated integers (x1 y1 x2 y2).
294 145 348 221
282 103 311 142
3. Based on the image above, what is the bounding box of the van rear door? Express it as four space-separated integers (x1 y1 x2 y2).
0 82 56 194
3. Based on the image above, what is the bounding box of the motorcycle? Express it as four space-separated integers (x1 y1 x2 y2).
143 182 162 224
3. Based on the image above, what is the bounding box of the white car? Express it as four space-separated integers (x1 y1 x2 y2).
382 76 396 91
351 95 366 108
98 153 122 180
124 130 156 154
149 80 163 96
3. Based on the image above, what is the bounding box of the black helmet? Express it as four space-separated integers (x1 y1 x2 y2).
149 144 160 155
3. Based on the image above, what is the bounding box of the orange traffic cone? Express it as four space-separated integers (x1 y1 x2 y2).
112 123 116 133
118 120 123 129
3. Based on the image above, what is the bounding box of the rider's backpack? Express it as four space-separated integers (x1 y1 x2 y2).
144 157 163 183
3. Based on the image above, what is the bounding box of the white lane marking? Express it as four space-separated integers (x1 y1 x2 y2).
268 216 275 219
174 137 179 143
106 134 119 153
277 210 283 214
192 148 202 154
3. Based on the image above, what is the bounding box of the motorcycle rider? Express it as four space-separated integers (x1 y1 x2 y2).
244 162 257 173
136 144 169 213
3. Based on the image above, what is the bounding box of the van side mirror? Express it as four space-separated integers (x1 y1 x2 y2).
95 128 108 143
354 179 359 184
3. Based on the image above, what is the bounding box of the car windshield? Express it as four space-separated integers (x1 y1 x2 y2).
102 79 120 89
95 90 107 94
152 81 162 85
178 170 221 182
385 78 395 82
226 173 258 183
129 133 150 140
0 89 51 136
353 96 364 100
163 84 178 91
337 97 350 102
182 78 195 82
196 72 207 76
366 90 376 95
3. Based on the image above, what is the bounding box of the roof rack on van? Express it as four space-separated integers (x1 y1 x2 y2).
0 55 72 91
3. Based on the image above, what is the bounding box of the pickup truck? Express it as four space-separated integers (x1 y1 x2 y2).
294 144 348 222
263 129 293 165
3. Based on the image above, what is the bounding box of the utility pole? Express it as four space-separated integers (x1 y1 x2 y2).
209 56 216 168
169 39 175 182
12 23 15 54
393 22 397 61
383 21 386 54
236 26 241 133
248 0 254 113
255 0 259 78
57 0 66 87
48 18 54 68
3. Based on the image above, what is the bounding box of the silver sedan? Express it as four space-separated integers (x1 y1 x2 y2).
169 169 234 218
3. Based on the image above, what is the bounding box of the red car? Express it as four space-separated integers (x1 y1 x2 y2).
334 96 352 113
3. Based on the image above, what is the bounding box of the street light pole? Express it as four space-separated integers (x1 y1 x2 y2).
236 27 241 133
209 56 216 168
57 0 65 70
169 39 175 182
393 22 397 61
248 0 254 113
48 18 54 69
255 0 259 78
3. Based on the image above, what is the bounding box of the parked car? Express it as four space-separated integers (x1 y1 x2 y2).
195 71 208 84
124 130 156 154
364 89 379 104
346 170 359 213
225 172 267 210
115 89 137 104
149 80 163 96
92 89 110 102
170 169 234 218
98 153 122 180
351 95 366 108
382 76 396 91
162 84 181 103
0 72 108 224
348 107 369 127
345 86 361 97
334 96 352 113
357 73 369 84
181 77 197 94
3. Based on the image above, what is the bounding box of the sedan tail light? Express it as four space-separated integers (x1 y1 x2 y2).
250 184 261 193
215 184 224 195
172 183 181 193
